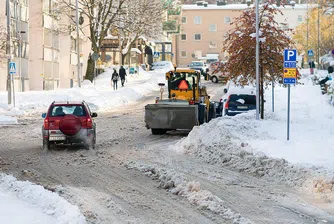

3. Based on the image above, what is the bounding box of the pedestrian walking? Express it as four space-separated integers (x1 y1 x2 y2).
111 68 119 90
309 60 315 75
119 65 127 87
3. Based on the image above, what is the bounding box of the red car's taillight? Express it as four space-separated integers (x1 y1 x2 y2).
44 118 49 129
225 96 230 109
87 118 93 129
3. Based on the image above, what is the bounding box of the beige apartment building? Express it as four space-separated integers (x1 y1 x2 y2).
0 0 90 92
174 2 309 66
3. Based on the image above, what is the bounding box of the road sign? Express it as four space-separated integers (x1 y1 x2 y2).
153 52 160 58
284 49 297 62
283 68 296 78
91 53 100 61
283 78 296 84
308 49 314 57
284 62 296 68
9 62 16 75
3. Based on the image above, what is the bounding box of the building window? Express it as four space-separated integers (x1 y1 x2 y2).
298 15 303 22
209 41 217 48
209 24 217 32
194 16 202 24
194 34 201 41
280 23 289 30
181 50 187 58
181 16 187 24
224 16 231 24
181 34 187 41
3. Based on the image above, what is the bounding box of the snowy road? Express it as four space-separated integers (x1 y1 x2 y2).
0 82 334 223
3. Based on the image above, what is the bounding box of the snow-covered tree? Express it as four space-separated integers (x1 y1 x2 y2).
222 3 294 119
60 0 127 81
294 3 334 59
119 0 164 64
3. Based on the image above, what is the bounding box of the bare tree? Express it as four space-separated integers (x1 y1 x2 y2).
119 0 164 65
0 16 6 64
222 3 294 119
59 0 127 81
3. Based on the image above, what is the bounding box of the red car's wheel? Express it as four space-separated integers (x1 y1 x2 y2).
59 115 82 136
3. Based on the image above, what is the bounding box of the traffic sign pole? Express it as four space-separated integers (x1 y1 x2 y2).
6 0 12 105
287 85 290 140
11 74 15 107
283 49 297 141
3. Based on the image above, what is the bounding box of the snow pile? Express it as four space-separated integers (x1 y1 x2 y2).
174 113 311 188
0 115 18 125
174 69 334 198
0 174 86 224
0 68 166 117
126 161 253 224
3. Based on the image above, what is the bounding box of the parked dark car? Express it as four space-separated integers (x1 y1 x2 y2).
224 94 256 116
41 101 97 150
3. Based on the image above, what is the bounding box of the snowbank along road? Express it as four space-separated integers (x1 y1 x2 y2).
0 81 334 224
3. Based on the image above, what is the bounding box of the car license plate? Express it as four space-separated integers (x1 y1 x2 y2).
237 106 248 109
49 136 66 141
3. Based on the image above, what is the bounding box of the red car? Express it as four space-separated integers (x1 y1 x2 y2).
42 101 97 150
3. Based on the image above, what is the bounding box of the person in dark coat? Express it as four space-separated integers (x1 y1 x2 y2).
111 68 119 90
119 66 127 87
309 60 315 75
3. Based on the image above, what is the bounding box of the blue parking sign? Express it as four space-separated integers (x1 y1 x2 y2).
284 49 297 62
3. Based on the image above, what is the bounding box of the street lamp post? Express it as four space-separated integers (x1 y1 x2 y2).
317 0 320 68
6 0 12 105
75 0 81 87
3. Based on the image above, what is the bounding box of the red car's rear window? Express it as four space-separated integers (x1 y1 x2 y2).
49 105 87 117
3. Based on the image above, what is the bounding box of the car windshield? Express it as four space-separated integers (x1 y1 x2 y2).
50 105 87 117
169 72 197 91
191 62 203 66
229 94 256 105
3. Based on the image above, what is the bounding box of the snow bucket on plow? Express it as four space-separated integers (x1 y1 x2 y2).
144 103 198 134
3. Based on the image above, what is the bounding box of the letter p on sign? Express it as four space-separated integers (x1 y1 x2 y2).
284 49 297 62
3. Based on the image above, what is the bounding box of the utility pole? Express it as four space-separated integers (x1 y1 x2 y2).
255 0 260 120
75 0 81 87
306 0 309 52
6 0 12 105
317 0 320 68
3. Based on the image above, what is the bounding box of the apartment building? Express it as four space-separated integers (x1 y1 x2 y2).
0 0 90 92
174 2 309 66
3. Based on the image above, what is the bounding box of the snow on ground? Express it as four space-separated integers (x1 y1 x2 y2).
174 69 334 196
0 174 86 224
126 161 253 224
0 67 166 118
0 115 17 124
0 67 168 223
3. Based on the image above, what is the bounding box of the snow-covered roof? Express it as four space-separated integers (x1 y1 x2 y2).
182 3 313 10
